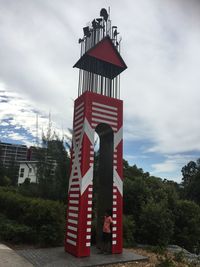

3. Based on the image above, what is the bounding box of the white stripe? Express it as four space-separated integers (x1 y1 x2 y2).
114 154 117 158
72 174 80 179
87 214 92 218
71 181 80 186
68 219 78 225
84 118 95 146
86 235 91 240
72 156 81 162
87 228 91 232
67 239 76 246
86 242 90 247
113 234 117 238
90 157 93 161
90 163 93 167
75 128 82 136
90 145 93 148
70 194 79 198
75 112 84 120
113 160 117 164
113 195 117 199
113 207 117 212
113 167 123 196
70 187 79 192
88 207 92 211
69 206 78 211
91 123 97 128
74 123 83 132
68 225 77 232
112 227 117 231
114 127 123 150
88 200 92 205
112 241 117 245
74 117 84 126
75 102 84 111
92 102 117 111
67 232 77 239
113 214 117 218
69 200 79 205
92 117 117 126
113 189 117 193
71 149 82 156
88 194 92 198
69 212 78 218
92 112 117 121
88 187 93 192
113 220 116 224
113 201 117 205
92 106 117 116
87 221 92 225
112 127 118 132
80 165 93 195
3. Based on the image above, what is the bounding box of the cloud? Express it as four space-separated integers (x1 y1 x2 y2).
151 153 198 181
0 82 68 145
121 0 200 155
0 0 200 180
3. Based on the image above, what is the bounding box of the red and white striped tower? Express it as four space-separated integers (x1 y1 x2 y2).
65 9 127 257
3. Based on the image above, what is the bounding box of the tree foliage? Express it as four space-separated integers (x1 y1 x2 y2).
173 200 200 252
181 159 200 204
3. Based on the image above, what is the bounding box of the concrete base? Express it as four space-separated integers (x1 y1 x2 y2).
17 246 148 267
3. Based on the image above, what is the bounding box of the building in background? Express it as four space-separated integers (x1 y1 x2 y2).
18 161 38 185
0 141 28 168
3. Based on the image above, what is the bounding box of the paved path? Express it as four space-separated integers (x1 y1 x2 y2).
17 246 147 267
0 244 33 267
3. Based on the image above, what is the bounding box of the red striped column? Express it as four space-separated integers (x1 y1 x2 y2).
65 91 123 256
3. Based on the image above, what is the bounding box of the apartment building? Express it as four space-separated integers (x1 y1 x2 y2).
0 142 28 168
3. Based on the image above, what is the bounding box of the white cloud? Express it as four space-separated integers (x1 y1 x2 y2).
0 82 69 145
0 0 200 179
151 154 197 181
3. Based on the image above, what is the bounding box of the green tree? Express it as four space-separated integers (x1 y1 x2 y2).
173 200 200 252
138 201 174 246
36 138 70 201
181 159 200 204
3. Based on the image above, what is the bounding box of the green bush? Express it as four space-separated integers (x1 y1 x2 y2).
138 202 174 247
0 188 65 246
0 221 34 243
123 215 136 247
173 200 200 252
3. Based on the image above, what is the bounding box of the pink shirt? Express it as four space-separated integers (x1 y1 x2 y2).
103 216 113 233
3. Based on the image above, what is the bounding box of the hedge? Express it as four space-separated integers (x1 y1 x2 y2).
0 187 65 246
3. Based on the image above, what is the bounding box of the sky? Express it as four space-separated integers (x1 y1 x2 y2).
0 0 200 182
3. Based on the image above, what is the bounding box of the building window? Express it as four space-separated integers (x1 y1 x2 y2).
20 168 25 177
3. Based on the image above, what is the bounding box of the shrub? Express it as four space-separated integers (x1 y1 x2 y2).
123 215 135 247
0 188 65 246
0 214 35 243
138 202 174 246
173 200 200 252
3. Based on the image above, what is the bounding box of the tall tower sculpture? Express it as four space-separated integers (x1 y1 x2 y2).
65 8 127 257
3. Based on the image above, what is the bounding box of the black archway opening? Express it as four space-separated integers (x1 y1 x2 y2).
92 123 114 247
